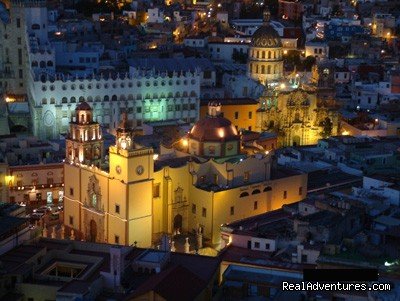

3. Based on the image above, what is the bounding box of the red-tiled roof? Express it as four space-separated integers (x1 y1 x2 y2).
127 265 207 301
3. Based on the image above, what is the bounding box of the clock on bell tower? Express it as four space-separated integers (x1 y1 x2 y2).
109 112 154 183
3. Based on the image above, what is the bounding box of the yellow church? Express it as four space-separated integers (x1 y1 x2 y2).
64 102 307 248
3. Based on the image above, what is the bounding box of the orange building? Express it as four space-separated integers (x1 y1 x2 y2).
200 98 259 132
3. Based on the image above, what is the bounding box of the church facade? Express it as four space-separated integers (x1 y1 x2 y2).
247 9 339 147
64 102 307 248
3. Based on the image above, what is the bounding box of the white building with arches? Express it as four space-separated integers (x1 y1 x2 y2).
28 70 201 139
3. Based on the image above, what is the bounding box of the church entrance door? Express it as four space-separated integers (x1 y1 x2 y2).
173 214 182 232
89 219 97 242
292 135 301 146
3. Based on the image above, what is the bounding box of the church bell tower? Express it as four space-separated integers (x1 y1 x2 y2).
66 102 104 166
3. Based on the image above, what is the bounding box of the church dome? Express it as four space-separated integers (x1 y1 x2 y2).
76 101 92 111
251 9 282 48
189 117 239 142
189 104 239 142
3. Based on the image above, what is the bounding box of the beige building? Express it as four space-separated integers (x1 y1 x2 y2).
247 9 284 85
0 0 48 96
5 163 64 205
64 102 307 248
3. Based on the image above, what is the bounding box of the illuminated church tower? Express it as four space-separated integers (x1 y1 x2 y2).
247 8 284 85
66 102 103 166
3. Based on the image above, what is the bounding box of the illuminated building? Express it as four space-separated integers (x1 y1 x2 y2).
256 70 339 147
247 9 284 85
199 98 259 132
0 0 48 95
64 102 307 248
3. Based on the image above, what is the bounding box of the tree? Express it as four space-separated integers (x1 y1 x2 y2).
320 117 333 138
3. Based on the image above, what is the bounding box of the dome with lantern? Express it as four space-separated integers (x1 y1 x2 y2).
251 9 282 48
186 103 241 158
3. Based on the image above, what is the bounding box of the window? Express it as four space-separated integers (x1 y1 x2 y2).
283 190 287 199
192 204 196 214
240 192 249 198
244 171 250 182
115 235 120 244
209 146 215 155
189 103 196 110
115 204 120 214
202 207 207 217
175 105 181 111
298 187 303 195
18 49 22 65
17 37 21 45
136 107 142 113
248 112 252 119
47 178 53 185
167 105 173 112
234 112 239 119
254 242 260 248
16 18 21 28
19 69 23 79
230 206 234 215
254 201 258 210
153 183 160 198
70 187 74 196
69 216 73 225
265 243 270 250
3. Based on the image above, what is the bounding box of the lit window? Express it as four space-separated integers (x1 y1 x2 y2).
153 183 160 198
244 171 250 182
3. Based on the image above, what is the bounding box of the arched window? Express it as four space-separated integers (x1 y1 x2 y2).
252 189 261 195
42 98 47 105
145 93 151 99
262 51 265 59
267 65 271 74
62 97 68 103
256 51 259 58
153 93 158 99
40 61 46 68
50 97 55 104
137 94 142 100
111 95 117 101
190 91 197 97
87 96 93 102
240 192 249 198
95 96 101 102
128 94 134 100
263 186 272 192
70 97 76 103
261 65 265 74
255 65 259 74
168 92 173 98
104 95 109 102
47 61 53 67
182 91 188 97
79 96 85 102
175 92 181 98
32 61 38 67
268 51 271 59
